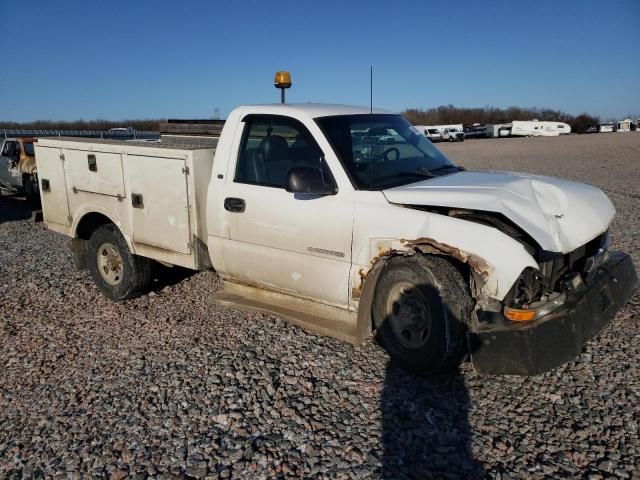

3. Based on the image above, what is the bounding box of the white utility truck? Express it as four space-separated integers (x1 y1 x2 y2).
36 103 637 376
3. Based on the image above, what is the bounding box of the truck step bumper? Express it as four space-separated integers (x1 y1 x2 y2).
468 251 638 375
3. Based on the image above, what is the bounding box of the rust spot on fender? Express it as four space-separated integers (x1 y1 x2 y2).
403 237 492 280
356 237 493 298
355 253 393 296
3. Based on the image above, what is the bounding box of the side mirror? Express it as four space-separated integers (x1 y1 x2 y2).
286 166 337 195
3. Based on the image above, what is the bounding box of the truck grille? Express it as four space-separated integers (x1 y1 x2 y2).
538 231 609 292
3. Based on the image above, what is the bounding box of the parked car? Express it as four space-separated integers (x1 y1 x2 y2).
442 127 465 142
36 102 637 377
0 137 39 197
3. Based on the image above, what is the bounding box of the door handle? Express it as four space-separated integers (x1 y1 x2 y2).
224 197 246 213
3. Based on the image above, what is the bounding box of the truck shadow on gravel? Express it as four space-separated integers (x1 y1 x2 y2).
379 278 483 479
149 262 196 292
0 194 41 224
381 363 483 479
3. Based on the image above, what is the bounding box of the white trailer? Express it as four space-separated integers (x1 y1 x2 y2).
614 119 633 132
511 120 571 137
485 123 513 138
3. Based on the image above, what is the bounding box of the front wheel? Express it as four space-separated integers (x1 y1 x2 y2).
88 224 151 300
373 255 472 376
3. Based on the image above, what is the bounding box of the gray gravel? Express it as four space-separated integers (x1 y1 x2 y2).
1 133 639 479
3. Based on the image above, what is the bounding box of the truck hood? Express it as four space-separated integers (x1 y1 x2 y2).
382 170 614 253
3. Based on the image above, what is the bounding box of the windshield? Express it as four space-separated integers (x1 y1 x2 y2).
316 114 457 190
23 142 35 156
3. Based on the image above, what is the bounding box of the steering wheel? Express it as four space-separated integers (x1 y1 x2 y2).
382 147 400 162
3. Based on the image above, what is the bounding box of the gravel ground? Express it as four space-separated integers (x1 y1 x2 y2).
1 133 639 479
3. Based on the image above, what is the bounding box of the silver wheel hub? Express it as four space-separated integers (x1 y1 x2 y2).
386 281 432 350
97 242 124 286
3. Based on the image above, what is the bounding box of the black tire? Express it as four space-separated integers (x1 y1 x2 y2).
373 254 472 377
449 136 454 142
88 224 151 300
22 173 40 206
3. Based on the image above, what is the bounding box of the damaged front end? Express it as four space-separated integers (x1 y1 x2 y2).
358 207 638 376
469 250 637 375
468 227 637 375
441 211 638 375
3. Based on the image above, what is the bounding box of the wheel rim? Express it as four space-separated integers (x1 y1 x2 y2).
386 281 432 349
97 242 124 286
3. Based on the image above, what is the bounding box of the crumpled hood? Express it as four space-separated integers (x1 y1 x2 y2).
383 171 615 253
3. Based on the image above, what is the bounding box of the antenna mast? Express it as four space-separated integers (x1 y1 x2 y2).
370 65 373 114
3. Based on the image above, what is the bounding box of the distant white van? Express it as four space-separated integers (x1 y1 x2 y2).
414 125 443 142
511 120 571 137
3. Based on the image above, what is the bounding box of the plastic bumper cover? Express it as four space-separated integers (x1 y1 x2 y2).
468 251 637 375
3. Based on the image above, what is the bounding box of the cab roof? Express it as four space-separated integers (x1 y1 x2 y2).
236 103 393 118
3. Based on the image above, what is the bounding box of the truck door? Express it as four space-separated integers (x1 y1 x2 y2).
219 114 354 308
0 140 21 189
36 147 71 227
0 140 14 189
126 155 192 254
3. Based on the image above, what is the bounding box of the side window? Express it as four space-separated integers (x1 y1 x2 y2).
235 115 329 188
13 142 22 156
2 142 16 156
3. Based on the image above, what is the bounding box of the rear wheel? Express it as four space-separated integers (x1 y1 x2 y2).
88 224 151 300
373 255 472 376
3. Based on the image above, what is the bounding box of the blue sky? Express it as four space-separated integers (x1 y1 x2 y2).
1 0 638 122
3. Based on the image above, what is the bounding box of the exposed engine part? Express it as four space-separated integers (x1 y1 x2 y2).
505 231 610 308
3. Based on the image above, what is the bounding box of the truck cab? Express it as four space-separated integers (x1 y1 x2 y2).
0 137 39 196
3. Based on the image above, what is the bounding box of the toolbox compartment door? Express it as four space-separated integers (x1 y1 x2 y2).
126 155 192 254
36 147 71 227
64 149 125 197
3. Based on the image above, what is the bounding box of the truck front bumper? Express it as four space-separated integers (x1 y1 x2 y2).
468 251 637 375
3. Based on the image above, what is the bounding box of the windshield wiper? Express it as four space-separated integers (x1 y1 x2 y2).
398 169 436 178
430 164 465 173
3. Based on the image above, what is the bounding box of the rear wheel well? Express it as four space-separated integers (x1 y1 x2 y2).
71 213 116 270
76 212 113 240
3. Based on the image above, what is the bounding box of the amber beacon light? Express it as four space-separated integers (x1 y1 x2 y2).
274 71 292 104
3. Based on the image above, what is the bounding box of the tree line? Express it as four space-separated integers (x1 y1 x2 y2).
2 105 604 134
402 105 600 134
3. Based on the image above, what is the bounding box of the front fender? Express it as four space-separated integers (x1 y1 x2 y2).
352 193 538 302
